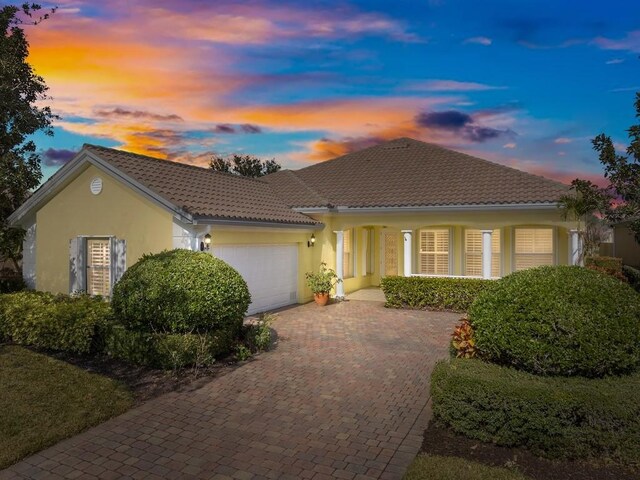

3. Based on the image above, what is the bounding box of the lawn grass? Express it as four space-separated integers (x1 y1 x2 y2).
0 345 133 469
404 454 530 480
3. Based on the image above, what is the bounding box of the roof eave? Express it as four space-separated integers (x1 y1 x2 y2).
8 147 194 226
294 202 560 215
193 216 323 230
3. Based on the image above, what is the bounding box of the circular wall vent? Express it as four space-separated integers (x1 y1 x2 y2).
90 177 103 195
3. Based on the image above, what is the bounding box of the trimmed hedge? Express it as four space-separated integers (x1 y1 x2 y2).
624 265 640 292
431 358 640 464
112 250 250 334
0 291 111 353
469 266 640 377
381 276 493 312
585 255 623 272
104 324 234 369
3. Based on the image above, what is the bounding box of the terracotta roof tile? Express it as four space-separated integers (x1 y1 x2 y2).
264 137 569 208
84 145 318 225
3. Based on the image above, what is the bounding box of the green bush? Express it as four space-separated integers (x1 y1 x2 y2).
623 265 640 292
0 291 111 353
104 324 234 369
381 276 493 312
242 313 274 353
469 266 640 377
0 275 26 294
112 250 250 335
585 255 623 272
431 358 640 464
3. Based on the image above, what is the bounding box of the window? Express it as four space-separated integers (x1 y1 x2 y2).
69 236 126 296
465 229 501 277
419 229 450 275
514 228 554 271
87 238 111 296
343 229 354 278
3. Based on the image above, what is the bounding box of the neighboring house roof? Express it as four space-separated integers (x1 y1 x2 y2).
83 145 319 226
263 137 568 209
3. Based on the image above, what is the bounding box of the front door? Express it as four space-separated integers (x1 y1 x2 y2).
382 232 399 276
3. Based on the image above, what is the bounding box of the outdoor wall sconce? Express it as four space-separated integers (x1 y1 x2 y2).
308 234 316 247
200 233 212 251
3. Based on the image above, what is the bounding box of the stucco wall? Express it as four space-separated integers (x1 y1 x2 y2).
35 164 174 293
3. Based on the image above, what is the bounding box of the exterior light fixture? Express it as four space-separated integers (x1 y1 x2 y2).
308 233 316 247
200 233 212 251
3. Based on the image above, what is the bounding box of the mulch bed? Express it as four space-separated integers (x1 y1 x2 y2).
47 350 244 405
422 421 639 480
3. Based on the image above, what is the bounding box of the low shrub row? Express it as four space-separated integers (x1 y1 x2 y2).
103 324 235 369
623 265 640 292
0 291 111 353
381 276 493 312
431 358 640 465
585 255 623 272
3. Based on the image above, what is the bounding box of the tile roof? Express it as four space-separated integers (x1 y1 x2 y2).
263 137 569 208
84 145 319 225
81 137 568 227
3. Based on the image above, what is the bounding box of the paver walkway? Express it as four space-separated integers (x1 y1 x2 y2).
1 300 458 480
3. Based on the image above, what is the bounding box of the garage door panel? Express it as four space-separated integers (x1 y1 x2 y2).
212 244 298 315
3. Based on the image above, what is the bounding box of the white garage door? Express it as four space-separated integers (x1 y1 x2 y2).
212 244 298 315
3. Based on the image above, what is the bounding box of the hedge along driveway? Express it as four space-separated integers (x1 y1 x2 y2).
381 276 494 312
2 300 460 480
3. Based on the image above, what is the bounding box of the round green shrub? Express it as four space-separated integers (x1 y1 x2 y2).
111 249 250 334
469 265 640 377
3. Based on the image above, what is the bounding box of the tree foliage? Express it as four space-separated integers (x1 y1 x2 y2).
560 92 640 244
210 154 281 178
0 3 56 270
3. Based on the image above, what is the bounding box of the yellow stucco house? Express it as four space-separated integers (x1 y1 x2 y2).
9 137 581 314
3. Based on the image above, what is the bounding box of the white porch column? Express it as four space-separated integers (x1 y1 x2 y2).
334 230 345 299
402 230 413 277
569 229 582 266
481 229 493 279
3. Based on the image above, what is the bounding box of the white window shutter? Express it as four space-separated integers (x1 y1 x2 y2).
111 238 127 287
69 237 86 293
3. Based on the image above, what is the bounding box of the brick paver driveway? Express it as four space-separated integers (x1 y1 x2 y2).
2 299 458 480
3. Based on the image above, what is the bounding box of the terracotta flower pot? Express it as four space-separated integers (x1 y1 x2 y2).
313 292 330 306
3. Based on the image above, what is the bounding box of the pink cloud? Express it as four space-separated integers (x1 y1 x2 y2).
593 30 640 53
406 79 506 92
464 36 492 46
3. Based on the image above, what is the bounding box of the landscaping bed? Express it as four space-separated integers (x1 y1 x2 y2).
419 422 638 480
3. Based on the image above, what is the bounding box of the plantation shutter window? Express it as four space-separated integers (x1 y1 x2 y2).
343 228 354 278
514 228 554 271
418 229 450 275
465 229 501 277
69 236 126 296
86 238 111 297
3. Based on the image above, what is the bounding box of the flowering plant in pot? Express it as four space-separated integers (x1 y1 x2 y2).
305 263 342 306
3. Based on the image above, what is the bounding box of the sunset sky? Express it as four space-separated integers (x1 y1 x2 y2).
13 0 640 184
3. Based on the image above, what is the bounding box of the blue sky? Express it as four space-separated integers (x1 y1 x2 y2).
14 0 640 183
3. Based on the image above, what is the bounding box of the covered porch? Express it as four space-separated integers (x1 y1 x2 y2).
327 213 582 298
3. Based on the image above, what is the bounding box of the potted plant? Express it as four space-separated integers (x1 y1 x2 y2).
305 262 342 306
